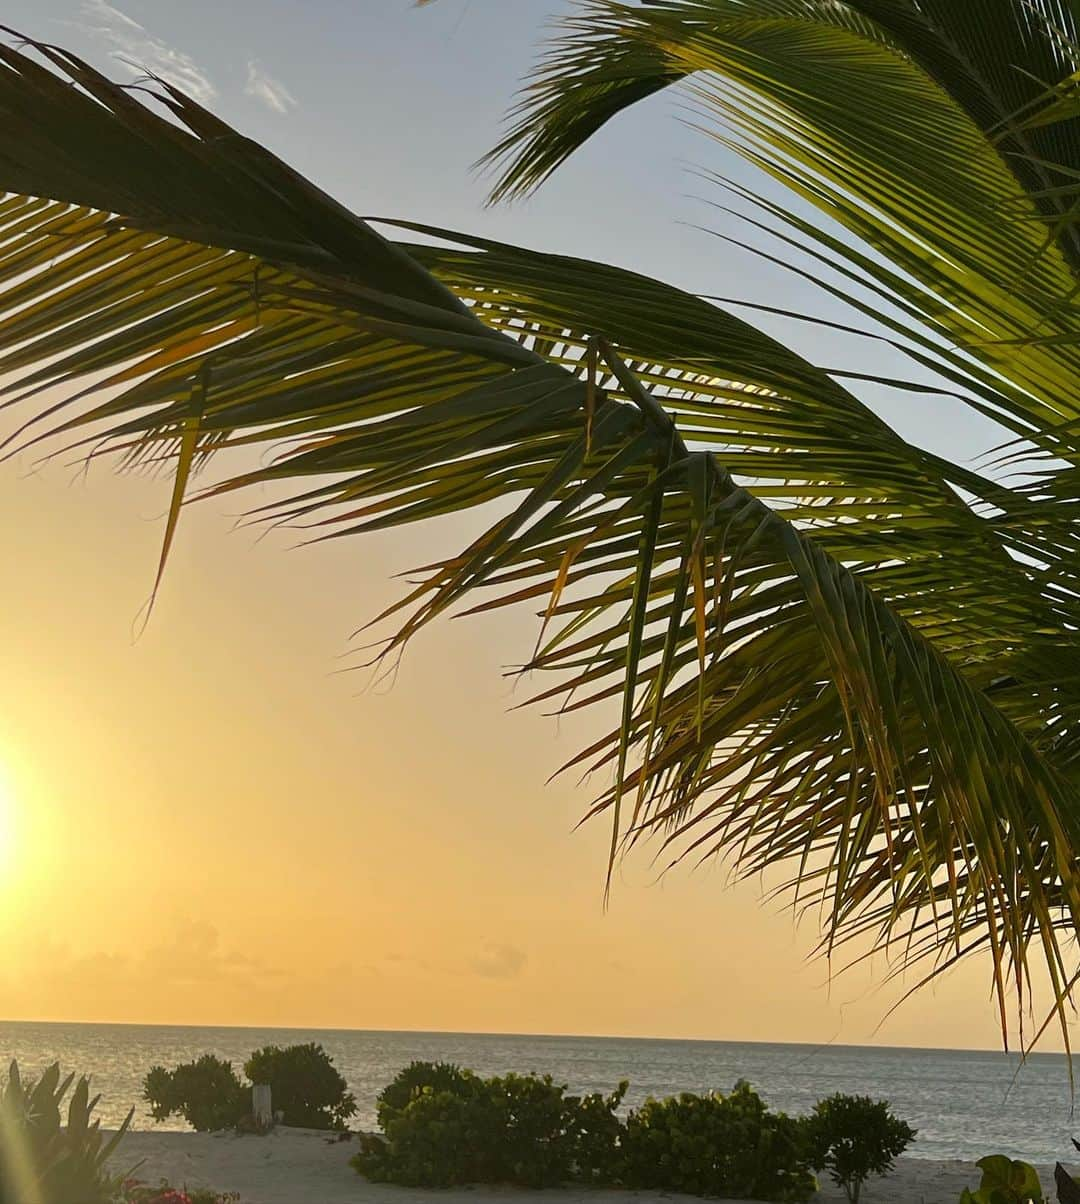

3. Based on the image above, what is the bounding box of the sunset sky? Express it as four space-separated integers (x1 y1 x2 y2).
0 0 1059 1051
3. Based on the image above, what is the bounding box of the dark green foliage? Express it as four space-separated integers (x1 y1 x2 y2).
358 1067 812 1197
143 1056 246 1132
374 1061 480 1130
486 1073 624 1188
1057 1162 1080 1204
361 1062 489 1186
353 1066 627 1188
803 1093 916 1203
0 1059 132 1204
355 1090 500 1188
620 1081 815 1203
958 1155 1044 1203
146 1045 354 1133
243 1044 356 1131
568 1079 629 1186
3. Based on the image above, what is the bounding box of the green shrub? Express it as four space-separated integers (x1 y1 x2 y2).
802 1093 915 1203
0 1059 132 1204
243 1043 355 1131
359 1062 491 1186
374 1061 480 1130
566 1079 628 1185
353 1066 626 1188
146 1044 355 1133
143 1055 247 1132
486 1072 602 1187
958 1155 1044 1203
620 1080 815 1203
355 1089 499 1187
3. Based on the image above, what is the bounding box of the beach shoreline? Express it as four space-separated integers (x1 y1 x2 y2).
109 1128 1054 1204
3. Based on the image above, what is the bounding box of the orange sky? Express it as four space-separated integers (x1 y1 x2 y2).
0 445 1068 1053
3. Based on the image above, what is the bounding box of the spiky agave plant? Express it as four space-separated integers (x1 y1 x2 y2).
0 1060 133 1204
1 2 1080 1050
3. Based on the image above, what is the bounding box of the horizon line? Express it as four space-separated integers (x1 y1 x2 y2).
1 1017 1072 1059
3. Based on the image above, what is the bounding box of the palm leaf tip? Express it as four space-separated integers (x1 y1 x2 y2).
480 1 681 202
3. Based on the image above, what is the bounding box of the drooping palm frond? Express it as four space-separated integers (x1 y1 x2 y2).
478 5 1080 1033
484 4 1080 533
394 228 1080 1032
1 15 1080 1049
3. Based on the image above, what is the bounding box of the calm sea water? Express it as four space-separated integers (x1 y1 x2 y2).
0 1022 1075 1165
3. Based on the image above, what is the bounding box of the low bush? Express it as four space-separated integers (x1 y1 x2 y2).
144 1044 354 1133
143 1055 247 1132
0 1059 132 1204
489 1072 626 1188
491 1073 581 1186
356 1065 918 1200
243 1043 356 1131
802 1093 916 1203
620 1081 815 1203
374 1060 479 1130
356 1089 498 1187
567 1079 628 1185
353 1063 627 1188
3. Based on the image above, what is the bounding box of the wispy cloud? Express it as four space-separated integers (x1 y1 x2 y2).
245 60 297 114
380 943 528 981
2 921 383 1034
76 0 216 104
469 943 528 980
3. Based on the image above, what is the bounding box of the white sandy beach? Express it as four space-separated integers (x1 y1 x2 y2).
108 1129 1058 1204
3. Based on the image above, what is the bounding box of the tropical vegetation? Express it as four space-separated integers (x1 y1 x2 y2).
954 1153 1080 1204
242 1043 355 1131
373 1060 480 1128
144 1043 354 1131
357 1061 629 1189
356 1061 920 1199
619 1081 814 1201
0 1060 132 1204
958 1156 1047 1204
143 1056 247 1134
3 2 1080 1043
802 1094 915 1203
0 1058 247 1204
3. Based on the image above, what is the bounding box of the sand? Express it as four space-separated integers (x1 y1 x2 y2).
108 1129 1058 1204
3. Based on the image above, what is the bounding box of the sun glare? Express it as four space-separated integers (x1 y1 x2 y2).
0 768 15 877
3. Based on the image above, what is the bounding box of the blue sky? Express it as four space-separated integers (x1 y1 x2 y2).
9 1 694 263
4 0 988 463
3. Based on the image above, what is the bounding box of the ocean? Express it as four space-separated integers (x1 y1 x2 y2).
1 1021 1075 1165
